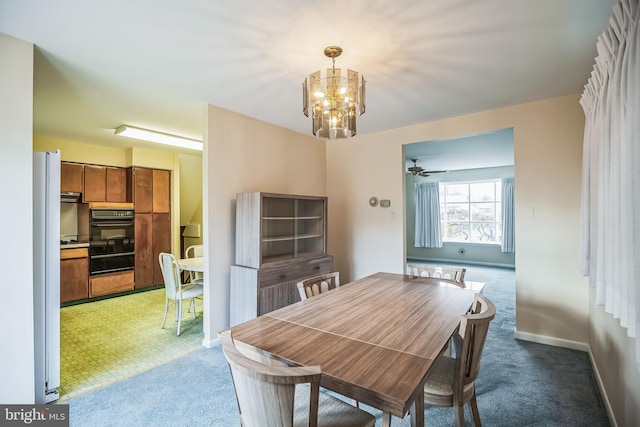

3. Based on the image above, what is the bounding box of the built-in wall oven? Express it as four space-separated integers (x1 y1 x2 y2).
89 209 135 275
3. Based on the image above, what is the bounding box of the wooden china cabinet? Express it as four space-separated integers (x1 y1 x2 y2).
230 192 333 325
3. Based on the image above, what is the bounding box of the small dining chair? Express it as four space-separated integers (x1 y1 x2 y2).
158 252 204 336
423 293 496 426
184 244 204 285
218 329 376 427
407 263 467 286
297 272 340 301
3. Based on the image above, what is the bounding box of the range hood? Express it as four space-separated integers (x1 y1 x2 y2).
60 192 81 203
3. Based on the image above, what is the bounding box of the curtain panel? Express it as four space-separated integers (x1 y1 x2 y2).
579 0 640 367
501 177 515 253
414 182 443 248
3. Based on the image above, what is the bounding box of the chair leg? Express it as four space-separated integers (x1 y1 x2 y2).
454 404 465 427
382 412 392 427
469 392 481 427
176 299 182 336
161 297 169 329
191 298 197 319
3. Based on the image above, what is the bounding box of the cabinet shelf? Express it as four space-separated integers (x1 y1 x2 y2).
262 233 323 242
262 216 323 220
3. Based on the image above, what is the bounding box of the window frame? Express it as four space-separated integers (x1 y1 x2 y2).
439 179 502 245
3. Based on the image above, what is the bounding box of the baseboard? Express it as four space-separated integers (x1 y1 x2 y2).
513 329 589 352
202 336 221 348
587 347 618 427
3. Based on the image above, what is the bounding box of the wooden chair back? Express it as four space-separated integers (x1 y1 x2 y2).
407 264 466 285
219 330 322 427
158 252 181 300
453 293 496 399
297 272 340 301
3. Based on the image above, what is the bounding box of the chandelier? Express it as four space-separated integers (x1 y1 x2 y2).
302 46 366 139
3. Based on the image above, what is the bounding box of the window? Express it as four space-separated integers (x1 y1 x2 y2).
440 180 502 244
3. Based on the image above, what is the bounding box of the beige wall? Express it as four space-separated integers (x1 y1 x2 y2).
327 94 588 345
203 105 326 345
0 32 35 403
590 288 640 426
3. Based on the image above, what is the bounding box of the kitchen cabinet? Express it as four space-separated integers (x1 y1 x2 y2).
152 213 171 285
89 270 134 297
83 165 106 202
83 165 127 203
60 248 89 303
230 192 332 325
132 167 153 213
61 162 83 193
131 167 171 289
106 167 127 202
134 212 171 289
152 169 170 213
134 213 154 289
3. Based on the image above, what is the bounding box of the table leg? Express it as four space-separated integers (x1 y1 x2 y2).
410 387 424 427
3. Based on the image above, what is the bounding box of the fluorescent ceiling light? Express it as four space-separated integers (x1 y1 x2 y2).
114 125 203 151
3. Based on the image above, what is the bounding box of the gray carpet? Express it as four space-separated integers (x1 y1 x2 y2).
66 264 610 426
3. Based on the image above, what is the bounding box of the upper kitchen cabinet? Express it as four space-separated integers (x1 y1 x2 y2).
83 165 128 203
61 162 83 193
152 169 170 213
83 165 106 202
131 167 170 213
106 167 127 202
131 167 153 213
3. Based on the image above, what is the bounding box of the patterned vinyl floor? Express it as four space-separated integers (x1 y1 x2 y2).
58 288 204 402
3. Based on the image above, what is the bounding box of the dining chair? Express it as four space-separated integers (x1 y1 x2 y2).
380 293 495 427
423 293 496 427
158 252 204 336
297 272 340 301
184 244 204 284
407 263 467 285
218 330 376 427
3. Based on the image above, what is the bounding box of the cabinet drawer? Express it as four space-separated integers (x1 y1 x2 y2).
90 270 134 297
258 256 332 289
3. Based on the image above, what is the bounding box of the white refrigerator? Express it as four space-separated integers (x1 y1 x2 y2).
33 150 61 403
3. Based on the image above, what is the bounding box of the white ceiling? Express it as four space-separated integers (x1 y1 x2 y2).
0 0 612 154
404 128 514 172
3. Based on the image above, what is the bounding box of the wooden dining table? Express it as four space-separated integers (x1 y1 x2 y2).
228 271 484 427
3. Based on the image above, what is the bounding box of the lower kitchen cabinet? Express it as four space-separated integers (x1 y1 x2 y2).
135 212 171 289
60 248 89 303
230 255 332 326
134 213 154 289
152 213 171 286
89 270 134 297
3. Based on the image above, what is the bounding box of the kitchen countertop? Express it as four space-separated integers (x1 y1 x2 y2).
61 242 90 250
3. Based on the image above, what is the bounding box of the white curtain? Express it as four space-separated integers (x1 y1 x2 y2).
579 0 640 368
501 177 515 253
414 182 443 248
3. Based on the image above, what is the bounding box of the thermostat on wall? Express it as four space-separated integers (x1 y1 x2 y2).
380 199 391 208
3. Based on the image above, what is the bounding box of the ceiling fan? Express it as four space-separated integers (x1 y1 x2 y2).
407 159 447 177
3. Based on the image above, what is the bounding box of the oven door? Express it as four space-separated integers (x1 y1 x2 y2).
89 219 135 274
89 252 135 275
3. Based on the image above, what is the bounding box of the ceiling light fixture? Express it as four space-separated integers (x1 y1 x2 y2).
302 46 366 139
114 125 203 151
